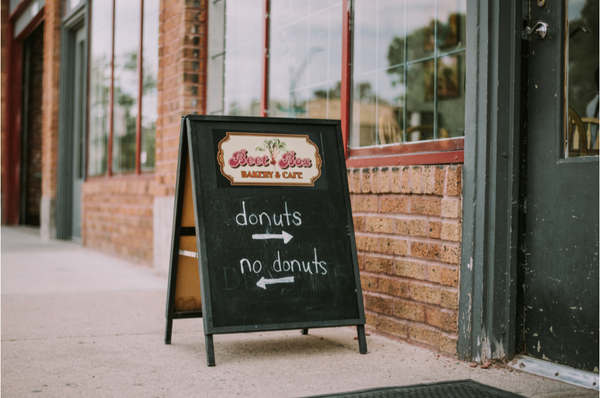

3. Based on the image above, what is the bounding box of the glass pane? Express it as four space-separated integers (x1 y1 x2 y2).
437 53 465 138
406 0 436 62
353 0 377 76
88 0 112 176
406 61 434 142
565 0 599 158
378 0 406 70
437 0 466 54
112 0 140 174
269 0 342 119
141 0 159 172
351 73 377 147
378 66 405 144
223 0 262 116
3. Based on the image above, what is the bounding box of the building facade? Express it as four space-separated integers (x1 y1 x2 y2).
2 0 598 374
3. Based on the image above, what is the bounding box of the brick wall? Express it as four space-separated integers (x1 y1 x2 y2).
82 177 155 263
155 0 207 197
349 165 462 355
41 0 61 200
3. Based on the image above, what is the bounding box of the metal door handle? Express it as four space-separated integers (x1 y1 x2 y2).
524 21 549 39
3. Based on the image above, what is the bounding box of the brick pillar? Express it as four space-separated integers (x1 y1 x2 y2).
154 0 207 274
40 0 61 240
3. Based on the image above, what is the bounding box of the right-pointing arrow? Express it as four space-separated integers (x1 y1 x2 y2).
252 231 293 244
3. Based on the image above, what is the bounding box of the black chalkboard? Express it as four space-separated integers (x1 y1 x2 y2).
164 115 366 366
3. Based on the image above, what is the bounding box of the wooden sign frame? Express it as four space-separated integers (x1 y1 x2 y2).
164 115 367 366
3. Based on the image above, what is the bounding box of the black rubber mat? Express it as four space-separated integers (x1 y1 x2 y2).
303 380 526 398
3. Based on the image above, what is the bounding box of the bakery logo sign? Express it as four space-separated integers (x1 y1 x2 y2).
217 133 322 186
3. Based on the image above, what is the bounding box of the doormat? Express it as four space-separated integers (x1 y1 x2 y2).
302 380 526 398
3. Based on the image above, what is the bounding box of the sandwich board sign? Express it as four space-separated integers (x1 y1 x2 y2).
164 115 367 366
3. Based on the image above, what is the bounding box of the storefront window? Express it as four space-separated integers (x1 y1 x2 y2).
88 0 157 177
223 0 263 116
88 0 112 176
269 0 342 119
351 0 466 147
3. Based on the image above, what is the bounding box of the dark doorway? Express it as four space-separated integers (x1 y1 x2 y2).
20 23 44 227
521 0 599 372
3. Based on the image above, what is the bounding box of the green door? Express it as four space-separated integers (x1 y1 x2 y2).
71 26 86 241
523 0 598 371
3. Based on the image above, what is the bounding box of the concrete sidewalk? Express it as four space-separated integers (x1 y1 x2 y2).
1 227 596 398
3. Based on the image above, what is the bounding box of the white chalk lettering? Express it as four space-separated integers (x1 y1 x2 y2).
235 201 302 227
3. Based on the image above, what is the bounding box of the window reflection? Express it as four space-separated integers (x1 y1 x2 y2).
112 0 140 174
223 0 263 116
142 0 159 171
351 0 466 148
565 0 599 157
88 0 112 176
269 0 343 119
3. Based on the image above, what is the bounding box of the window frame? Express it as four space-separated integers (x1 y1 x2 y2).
211 0 465 167
86 0 153 179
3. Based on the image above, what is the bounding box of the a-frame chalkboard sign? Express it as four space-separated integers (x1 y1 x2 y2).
165 115 367 366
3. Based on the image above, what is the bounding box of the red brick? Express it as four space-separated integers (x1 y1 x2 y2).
394 300 425 322
400 166 411 193
409 324 442 348
441 222 462 242
379 278 410 298
441 198 462 219
411 242 441 260
411 166 423 194
379 237 408 256
361 275 378 292
395 259 427 280
371 168 381 194
423 166 435 194
440 289 459 310
411 283 442 305
352 169 361 193
391 167 401 193
365 256 394 274
428 221 442 239
353 216 366 232
380 167 391 193
347 170 354 193
356 235 379 252
378 317 408 338
446 165 462 196
361 168 372 193
365 312 378 328
379 196 409 214
434 166 445 195
427 307 458 332
366 217 394 234
352 195 378 212
411 197 442 216
441 244 461 264
365 294 393 314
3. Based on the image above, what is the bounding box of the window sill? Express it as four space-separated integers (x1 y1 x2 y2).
346 137 464 168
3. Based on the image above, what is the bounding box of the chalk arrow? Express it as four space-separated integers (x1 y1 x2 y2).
252 231 293 244
256 276 295 290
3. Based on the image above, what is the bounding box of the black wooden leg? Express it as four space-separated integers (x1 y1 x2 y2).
205 334 216 366
164 318 173 345
301 328 309 335
357 325 367 354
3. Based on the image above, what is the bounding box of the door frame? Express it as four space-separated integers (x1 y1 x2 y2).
457 0 527 362
56 4 88 240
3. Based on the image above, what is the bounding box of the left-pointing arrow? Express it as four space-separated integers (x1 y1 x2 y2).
252 231 293 244
256 276 295 289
